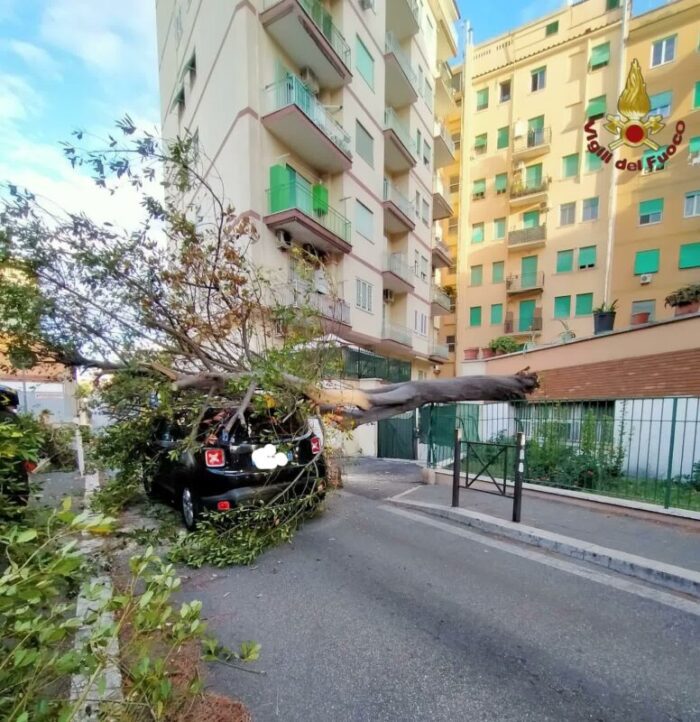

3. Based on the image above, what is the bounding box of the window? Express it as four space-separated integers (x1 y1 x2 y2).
452 132 461 150
449 175 460 193
606 0 620 8
355 200 374 240
469 306 482 327
639 198 663 225
578 246 597 269
590 42 610 70
492 261 504 283
545 21 559 37
587 95 606 120
694 81 700 109
525 163 543 189
495 173 508 194
575 293 593 316
685 191 700 217
415 191 420 219
414 249 420 275
446 335 455 353
500 80 511 102
472 178 486 200
531 66 546 92
562 153 579 178
355 36 374 88
494 218 506 240
523 210 540 228
424 79 433 109
416 129 422 156
173 86 185 112
641 146 668 174
476 87 489 110
448 216 459 233
527 115 545 146
423 140 430 167
554 296 571 319
184 51 197 84
679 243 700 269
689 136 700 162
420 255 428 281
472 222 485 244
414 311 428 336
557 249 574 273
490 303 503 325
560 202 576 226
649 91 672 118
421 199 429 224
586 151 604 172
470 264 483 286
474 133 487 154
582 197 599 222
631 300 656 322
497 126 509 149
355 121 373 167
356 278 373 312
651 35 676 67
634 249 660 275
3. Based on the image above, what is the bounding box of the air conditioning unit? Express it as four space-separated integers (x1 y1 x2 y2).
300 67 320 95
383 289 395 304
513 120 526 138
360 0 374 9
640 273 653 285
275 229 292 250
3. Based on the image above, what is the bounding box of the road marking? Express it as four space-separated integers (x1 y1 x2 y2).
385 485 422 502
382 505 700 618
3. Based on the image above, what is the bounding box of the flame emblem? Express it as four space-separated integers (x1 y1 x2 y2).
604 60 665 150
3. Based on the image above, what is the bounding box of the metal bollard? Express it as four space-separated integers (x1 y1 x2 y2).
512 431 525 522
452 427 462 508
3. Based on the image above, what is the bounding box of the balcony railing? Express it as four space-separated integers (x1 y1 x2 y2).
431 285 452 310
384 108 416 155
434 122 456 155
504 315 543 334
429 340 449 358
383 178 414 219
508 225 547 246
437 61 456 98
505 272 545 293
287 280 351 325
382 320 413 347
263 0 350 67
384 252 414 285
509 180 549 199
513 127 552 153
385 32 417 89
267 179 351 243
265 76 351 155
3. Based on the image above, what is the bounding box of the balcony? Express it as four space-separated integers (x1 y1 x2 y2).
384 108 417 173
434 122 456 168
509 180 549 207
433 175 453 221
435 61 457 117
505 272 545 295
387 0 420 40
431 285 452 316
513 126 552 160
385 32 418 108
431 236 452 268
265 178 351 255
383 252 415 294
262 77 352 174
285 282 351 326
429 340 450 362
508 224 547 250
382 320 413 349
261 0 351 88
383 179 415 233
504 313 543 337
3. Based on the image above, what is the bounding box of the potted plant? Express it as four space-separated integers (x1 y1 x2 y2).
630 310 651 325
463 347 479 360
488 336 521 356
593 299 617 335
665 284 700 316
557 320 576 343
481 347 496 359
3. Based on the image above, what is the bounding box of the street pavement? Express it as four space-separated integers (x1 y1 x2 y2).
177 458 700 722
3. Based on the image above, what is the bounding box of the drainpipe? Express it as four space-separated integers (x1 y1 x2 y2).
603 0 631 304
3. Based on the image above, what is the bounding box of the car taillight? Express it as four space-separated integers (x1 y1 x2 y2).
23 461 37 473
204 448 225 467
217 501 231 511
310 436 322 455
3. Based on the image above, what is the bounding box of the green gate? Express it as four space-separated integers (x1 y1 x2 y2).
378 411 416 460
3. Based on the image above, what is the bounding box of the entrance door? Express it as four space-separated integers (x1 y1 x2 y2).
519 299 536 333
525 163 542 189
287 164 312 214
528 115 545 146
523 210 540 228
378 411 416 460
521 255 538 289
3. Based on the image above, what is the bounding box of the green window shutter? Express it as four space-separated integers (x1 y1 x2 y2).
490 303 503 325
590 42 610 69
494 218 506 239
356 36 374 88
679 242 700 269
495 173 508 192
473 178 486 196
554 296 571 319
497 126 509 149
586 152 603 172
525 163 542 187
474 133 487 149
528 115 544 131
688 136 700 153
634 249 660 275
557 249 573 273
639 198 664 216
472 223 484 243
269 164 292 212
470 265 483 285
523 210 540 228
521 255 538 280
470 306 482 327
518 300 535 332
606 0 620 9
587 95 606 118
545 21 559 36
578 245 596 268
312 184 329 214
694 82 700 109
575 293 593 316
562 153 579 177
492 261 504 283
476 88 489 110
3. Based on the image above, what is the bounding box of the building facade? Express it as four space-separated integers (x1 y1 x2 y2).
155 0 460 381
456 0 700 360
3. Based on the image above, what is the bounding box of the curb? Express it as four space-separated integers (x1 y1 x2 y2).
388 496 700 599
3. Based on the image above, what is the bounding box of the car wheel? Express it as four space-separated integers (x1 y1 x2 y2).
180 486 200 531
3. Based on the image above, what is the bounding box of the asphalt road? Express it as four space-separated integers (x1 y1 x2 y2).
178 459 700 722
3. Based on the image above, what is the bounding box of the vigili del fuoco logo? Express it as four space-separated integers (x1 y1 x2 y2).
585 59 686 172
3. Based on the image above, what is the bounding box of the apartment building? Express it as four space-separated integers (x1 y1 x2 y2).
456 0 699 362
155 0 460 381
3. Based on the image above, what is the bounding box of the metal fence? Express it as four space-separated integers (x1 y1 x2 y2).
422 398 700 512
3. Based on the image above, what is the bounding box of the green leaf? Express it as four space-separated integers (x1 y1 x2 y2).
16 529 37 543
238 640 261 662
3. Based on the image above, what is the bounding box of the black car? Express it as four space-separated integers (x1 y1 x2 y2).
146 405 326 530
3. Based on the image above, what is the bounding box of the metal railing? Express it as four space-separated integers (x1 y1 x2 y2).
505 272 545 293
384 252 414 285
382 320 413 346
263 0 350 67
434 121 456 156
508 225 547 246
514 126 552 153
343 347 411 382
265 76 351 155
504 314 543 333
509 180 549 199
422 398 700 512
437 61 456 99
385 32 417 89
431 285 452 310
432 237 451 258
433 173 448 198
384 108 416 155
266 180 351 243
383 178 414 219
285 281 351 325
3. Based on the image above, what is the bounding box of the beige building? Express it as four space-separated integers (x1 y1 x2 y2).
155 0 460 382
456 0 700 363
